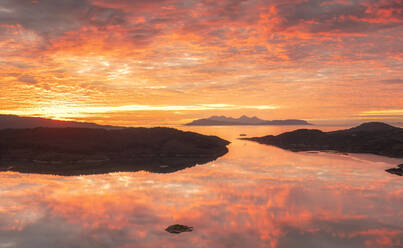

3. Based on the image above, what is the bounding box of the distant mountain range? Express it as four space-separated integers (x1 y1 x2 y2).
0 114 121 129
185 115 312 126
0 114 312 129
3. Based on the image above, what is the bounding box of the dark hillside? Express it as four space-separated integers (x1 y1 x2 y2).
0 127 230 175
243 122 403 158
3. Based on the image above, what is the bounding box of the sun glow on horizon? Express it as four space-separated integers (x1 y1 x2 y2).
0 104 279 122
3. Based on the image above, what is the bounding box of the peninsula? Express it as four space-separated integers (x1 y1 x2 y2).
242 122 403 158
186 115 312 126
0 127 230 175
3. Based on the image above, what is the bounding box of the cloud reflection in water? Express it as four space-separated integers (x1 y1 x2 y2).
0 129 402 248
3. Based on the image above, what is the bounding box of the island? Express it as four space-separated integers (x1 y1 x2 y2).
0 127 230 176
386 164 403 176
185 115 312 126
242 122 403 158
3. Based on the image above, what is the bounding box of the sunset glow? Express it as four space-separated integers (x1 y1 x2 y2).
0 0 402 125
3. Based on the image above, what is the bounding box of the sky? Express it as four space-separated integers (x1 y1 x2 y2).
0 0 402 125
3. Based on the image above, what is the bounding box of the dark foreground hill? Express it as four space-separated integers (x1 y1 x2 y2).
242 122 403 158
0 127 230 176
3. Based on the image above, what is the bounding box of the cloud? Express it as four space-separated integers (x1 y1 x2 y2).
358 109 403 117
271 0 403 34
18 75 37 84
1 0 401 43
0 0 127 41
380 79 403 84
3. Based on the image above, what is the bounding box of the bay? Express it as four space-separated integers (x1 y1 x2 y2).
0 125 402 248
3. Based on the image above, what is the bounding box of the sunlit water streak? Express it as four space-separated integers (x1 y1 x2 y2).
0 126 402 248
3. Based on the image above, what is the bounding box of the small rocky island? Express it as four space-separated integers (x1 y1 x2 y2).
0 127 230 175
165 224 193 234
242 122 403 158
186 115 312 126
386 164 403 176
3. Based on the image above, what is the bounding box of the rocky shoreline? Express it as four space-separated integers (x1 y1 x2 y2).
242 122 403 158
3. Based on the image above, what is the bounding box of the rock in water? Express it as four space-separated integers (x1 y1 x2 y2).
165 224 193 234
386 165 403 176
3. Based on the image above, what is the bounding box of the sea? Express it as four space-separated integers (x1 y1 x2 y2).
0 125 402 248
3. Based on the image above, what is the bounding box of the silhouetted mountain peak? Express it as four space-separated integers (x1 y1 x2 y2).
350 122 397 132
239 115 261 121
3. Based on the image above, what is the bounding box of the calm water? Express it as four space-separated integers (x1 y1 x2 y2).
0 126 402 248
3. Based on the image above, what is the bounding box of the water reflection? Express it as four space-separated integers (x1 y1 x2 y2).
0 126 402 248
0 155 228 176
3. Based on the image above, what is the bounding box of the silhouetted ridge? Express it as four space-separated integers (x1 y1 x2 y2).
0 114 122 129
347 122 397 132
243 122 403 158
